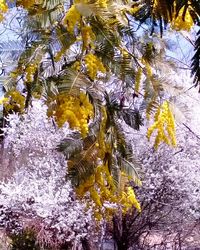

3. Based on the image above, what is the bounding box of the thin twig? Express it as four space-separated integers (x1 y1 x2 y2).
182 123 200 141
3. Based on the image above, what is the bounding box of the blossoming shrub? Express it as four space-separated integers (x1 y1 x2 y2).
0 100 97 249
103 67 200 249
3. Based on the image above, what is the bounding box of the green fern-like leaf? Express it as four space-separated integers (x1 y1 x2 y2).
122 108 144 130
67 145 98 187
119 157 142 187
57 133 83 159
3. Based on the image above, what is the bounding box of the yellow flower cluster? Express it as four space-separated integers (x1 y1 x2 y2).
63 5 81 34
135 68 142 93
152 0 193 31
81 25 96 49
77 163 115 203
0 96 8 105
25 63 37 82
147 101 176 149
0 0 7 11
4 90 25 113
72 61 81 72
97 106 113 159
51 92 94 137
129 6 139 15
17 0 36 8
77 162 141 219
90 163 115 210
76 174 102 207
171 6 193 31
144 61 152 79
120 186 141 213
84 53 106 80
0 0 8 22
152 0 159 10
97 0 108 8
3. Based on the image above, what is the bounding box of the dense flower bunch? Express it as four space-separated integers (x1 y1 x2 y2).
0 0 8 21
81 25 96 49
0 0 7 11
76 163 115 206
147 101 176 149
77 162 141 219
84 53 106 80
73 105 141 217
48 92 94 137
62 0 110 36
25 63 38 82
63 4 81 34
152 0 194 31
3 90 25 113
120 186 141 213
171 5 193 31
17 0 36 9
97 0 108 8
134 68 142 94
1 100 97 248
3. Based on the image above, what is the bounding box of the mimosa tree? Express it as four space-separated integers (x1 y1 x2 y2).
0 0 199 223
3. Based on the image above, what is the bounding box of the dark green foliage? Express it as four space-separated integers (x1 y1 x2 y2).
10 229 40 250
191 29 200 91
122 108 143 130
63 134 97 187
57 132 83 159
142 42 156 63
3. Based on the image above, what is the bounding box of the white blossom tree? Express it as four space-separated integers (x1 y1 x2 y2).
0 100 98 250
110 68 200 249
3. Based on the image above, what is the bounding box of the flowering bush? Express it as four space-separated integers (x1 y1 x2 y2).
0 100 97 249
138 71 200 218
108 70 200 249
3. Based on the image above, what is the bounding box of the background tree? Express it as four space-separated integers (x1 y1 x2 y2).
109 68 200 249
0 101 98 249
